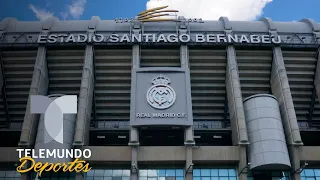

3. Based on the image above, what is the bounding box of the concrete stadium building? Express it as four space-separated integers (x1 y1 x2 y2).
0 15 319 180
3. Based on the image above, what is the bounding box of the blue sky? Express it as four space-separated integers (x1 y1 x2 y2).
0 0 319 22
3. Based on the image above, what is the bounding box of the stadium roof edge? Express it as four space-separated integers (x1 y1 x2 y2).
0 16 319 34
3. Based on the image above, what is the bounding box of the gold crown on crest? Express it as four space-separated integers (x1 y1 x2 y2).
152 75 171 85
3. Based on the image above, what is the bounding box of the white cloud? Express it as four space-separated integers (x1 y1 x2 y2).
146 0 272 21
29 4 55 21
68 0 87 19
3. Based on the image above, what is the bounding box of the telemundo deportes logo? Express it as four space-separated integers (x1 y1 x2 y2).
16 95 92 177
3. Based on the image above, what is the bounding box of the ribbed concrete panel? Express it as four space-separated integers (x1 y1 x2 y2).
189 49 227 121
283 50 317 121
47 49 84 95
237 50 272 99
1 50 37 127
140 48 180 67
94 48 132 121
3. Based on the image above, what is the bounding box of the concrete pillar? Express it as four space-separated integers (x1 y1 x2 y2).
226 46 248 180
185 145 193 180
313 50 320 106
238 145 248 180
270 47 303 145
131 146 139 180
226 46 249 145
76 172 84 180
21 174 30 180
130 36 141 179
180 45 188 68
180 43 194 179
74 44 94 146
19 46 49 147
271 47 303 179
132 45 140 68
288 146 301 180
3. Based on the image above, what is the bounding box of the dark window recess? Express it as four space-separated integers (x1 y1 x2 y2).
194 130 232 146
300 131 320 146
0 131 21 147
89 130 129 146
139 128 184 146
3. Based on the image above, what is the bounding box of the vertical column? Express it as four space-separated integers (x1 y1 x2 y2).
129 20 141 180
129 126 139 180
74 16 99 180
180 21 194 179
271 47 302 145
261 17 303 180
74 44 94 180
73 44 94 146
271 47 302 180
74 16 99 147
19 46 49 180
19 45 49 147
19 16 56 147
315 50 320 107
76 173 85 180
226 46 249 145
219 16 249 180
226 45 248 180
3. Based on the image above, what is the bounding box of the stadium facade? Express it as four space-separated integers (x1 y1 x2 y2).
0 15 319 180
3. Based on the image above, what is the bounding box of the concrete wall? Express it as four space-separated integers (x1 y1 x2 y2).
0 147 19 162
86 146 239 163
300 146 320 162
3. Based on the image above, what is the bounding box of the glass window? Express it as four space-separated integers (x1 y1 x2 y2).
85 169 130 179
305 169 315 177
28 171 76 179
201 169 210 176
193 168 237 180
139 169 184 179
301 169 320 179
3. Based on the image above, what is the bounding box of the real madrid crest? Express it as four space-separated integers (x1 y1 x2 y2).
146 75 176 110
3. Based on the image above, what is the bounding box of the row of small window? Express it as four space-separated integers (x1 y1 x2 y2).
139 169 184 177
193 169 236 177
30 171 76 180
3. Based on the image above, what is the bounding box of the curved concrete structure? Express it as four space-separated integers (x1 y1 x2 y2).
243 94 291 170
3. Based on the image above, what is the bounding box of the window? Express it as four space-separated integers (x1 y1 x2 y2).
301 169 320 180
85 169 130 180
30 171 76 180
139 169 184 180
0 170 21 180
193 169 237 180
